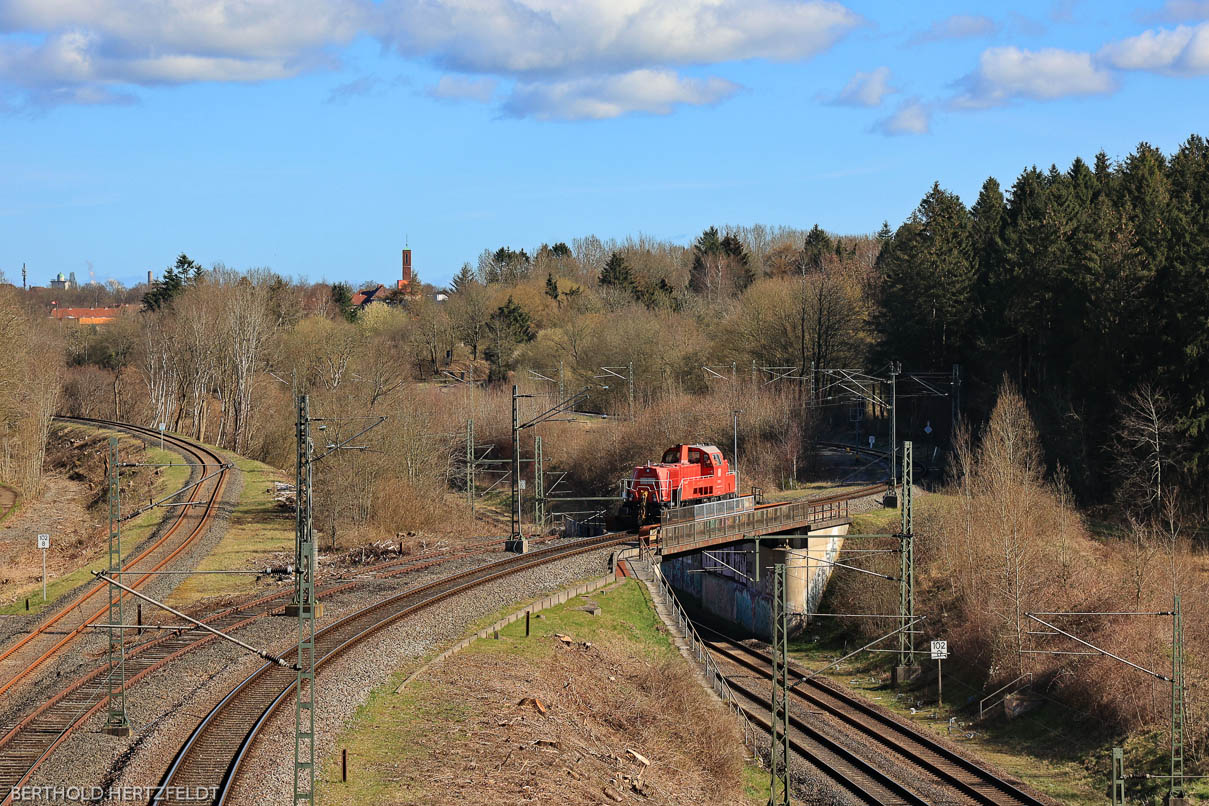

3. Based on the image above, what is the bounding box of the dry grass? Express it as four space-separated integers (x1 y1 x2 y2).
320 580 752 805
828 385 1209 772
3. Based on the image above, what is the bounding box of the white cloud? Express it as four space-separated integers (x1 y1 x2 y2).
909 14 996 44
829 66 895 107
501 69 739 120
1100 22 1209 74
953 46 1116 107
429 75 497 103
0 0 861 117
378 0 863 77
0 0 366 106
873 97 929 135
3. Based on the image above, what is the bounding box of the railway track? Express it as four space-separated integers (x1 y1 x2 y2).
0 417 229 704
0 524 569 802
723 676 928 805
154 532 631 804
701 629 1048 806
0 418 233 802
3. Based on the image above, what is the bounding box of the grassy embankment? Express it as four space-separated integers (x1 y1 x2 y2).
167 451 292 605
317 578 768 805
0 428 188 616
791 499 1208 805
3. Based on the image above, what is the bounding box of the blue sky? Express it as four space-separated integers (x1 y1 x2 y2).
2 0 1207 288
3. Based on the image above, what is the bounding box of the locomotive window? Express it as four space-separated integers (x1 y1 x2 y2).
662 447 680 463
688 448 704 463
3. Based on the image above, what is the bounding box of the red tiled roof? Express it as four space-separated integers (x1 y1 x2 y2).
51 307 121 321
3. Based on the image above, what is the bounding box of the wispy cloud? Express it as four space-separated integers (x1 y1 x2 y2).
1141 0 1209 23
327 76 381 103
909 14 996 45
952 46 1116 108
501 69 739 121
873 97 930 135
428 75 497 103
1100 22 1209 74
827 66 895 107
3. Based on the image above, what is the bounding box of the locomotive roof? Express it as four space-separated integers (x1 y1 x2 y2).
668 443 724 453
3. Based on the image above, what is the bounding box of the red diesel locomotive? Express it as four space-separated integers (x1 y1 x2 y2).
620 444 737 525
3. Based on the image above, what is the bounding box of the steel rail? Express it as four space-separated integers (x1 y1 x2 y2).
702 631 1049 806
154 533 631 804
0 417 229 701
0 534 549 802
0 418 234 805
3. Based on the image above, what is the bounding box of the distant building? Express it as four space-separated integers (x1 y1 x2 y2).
398 249 412 291
351 285 389 309
49 272 72 290
50 305 132 326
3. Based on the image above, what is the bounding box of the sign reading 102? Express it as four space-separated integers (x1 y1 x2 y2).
930 640 948 660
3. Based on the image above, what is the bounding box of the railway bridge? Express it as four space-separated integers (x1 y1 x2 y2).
649 487 878 638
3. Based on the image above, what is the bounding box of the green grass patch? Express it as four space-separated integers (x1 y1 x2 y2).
466 578 675 662
742 764 772 803
167 452 291 604
317 677 471 805
0 437 187 616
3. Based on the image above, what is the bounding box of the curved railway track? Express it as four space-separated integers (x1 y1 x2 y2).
154 532 631 804
0 417 229 702
0 526 566 802
0 432 890 803
701 629 1048 806
0 418 232 803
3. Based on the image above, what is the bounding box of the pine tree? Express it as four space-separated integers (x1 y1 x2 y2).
141 253 199 311
801 224 832 273
876 221 893 241
545 272 560 303
330 282 356 322
874 182 975 368
450 262 478 294
1162 135 1209 473
485 296 535 382
599 252 636 293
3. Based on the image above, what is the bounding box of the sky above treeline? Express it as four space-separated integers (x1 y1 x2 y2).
2 0 1207 289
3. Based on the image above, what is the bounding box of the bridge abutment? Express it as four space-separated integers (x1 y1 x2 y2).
660 524 849 639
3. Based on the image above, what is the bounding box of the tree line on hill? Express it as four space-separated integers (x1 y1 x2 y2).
11 134 1206 520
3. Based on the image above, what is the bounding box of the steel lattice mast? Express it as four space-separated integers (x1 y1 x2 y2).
104 436 131 736
769 563 790 806
898 441 915 670
294 395 317 804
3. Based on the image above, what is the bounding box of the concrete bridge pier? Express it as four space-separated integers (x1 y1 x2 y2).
660 524 849 640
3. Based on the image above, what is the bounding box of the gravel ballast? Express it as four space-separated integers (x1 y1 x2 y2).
23 545 615 805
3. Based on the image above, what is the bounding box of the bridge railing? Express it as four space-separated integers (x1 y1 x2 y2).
658 496 850 553
641 545 756 750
